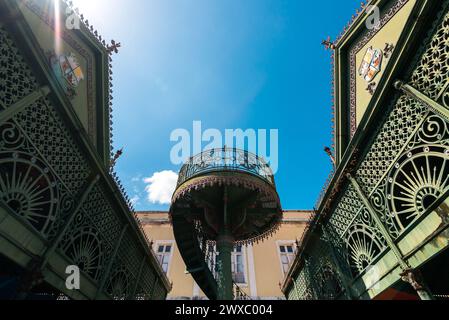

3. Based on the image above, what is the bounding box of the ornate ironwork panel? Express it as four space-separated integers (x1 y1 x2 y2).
152 280 167 300
0 149 59 236
295 259 317 300
310 241 345 299
370 113 449 234
13 97 91 194
104 232 143 299
0 26 37 108
137 266 157 300
286 2 449 301
328 184 364 238
82 184 123 247
356 95 428 196
343 209 387 277
325 182 389 279
289 239 346 300
0 107 81 240
411 10 449 108
57 183 127 282
0 24 168 299
118 232 143 281
314 261 344 299
286 286 298 300
105 259 134 300
58 220 106 281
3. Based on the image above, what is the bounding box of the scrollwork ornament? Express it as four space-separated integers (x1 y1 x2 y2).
359 207 373 227
371 188 386 213
0 121 25 151
59 191 75 217
416 115 448 144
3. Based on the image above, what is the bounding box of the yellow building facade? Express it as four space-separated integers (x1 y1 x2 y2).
138 211 312 300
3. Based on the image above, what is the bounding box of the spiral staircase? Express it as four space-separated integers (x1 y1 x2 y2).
169 147 282 300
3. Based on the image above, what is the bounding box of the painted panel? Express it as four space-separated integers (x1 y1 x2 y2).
353 0 415 128
18 0 98 145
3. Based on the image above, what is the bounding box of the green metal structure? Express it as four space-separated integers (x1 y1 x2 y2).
282 0 449 300
170 147 282 300
0 0 171 299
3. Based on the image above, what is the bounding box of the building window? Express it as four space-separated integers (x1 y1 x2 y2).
156 243 173 274
232 245 246 284
207 244 247 284
279 244 296 275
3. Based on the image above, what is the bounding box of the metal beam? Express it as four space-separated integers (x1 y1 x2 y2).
346 174 434 300
0 86 51 124
395 80 449 122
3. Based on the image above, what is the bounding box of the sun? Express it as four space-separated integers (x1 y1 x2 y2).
69 0 105 16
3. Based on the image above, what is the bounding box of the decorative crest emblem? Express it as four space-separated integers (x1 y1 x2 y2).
358 46 383 83
49 52 84 98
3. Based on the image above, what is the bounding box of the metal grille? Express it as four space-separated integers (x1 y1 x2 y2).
0 26 38 108
82 184 123 247
411 10 449 107
105 258 134 300
136 265 157 300
14 97 91 194
329 184 364 238
356 95 428 195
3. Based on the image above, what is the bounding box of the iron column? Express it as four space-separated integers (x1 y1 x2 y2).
216 186 234 300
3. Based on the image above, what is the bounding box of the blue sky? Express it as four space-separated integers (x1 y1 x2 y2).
71 0 359 211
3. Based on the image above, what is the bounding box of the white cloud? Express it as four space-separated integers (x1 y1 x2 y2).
130 195 140 206
143 170 178 205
